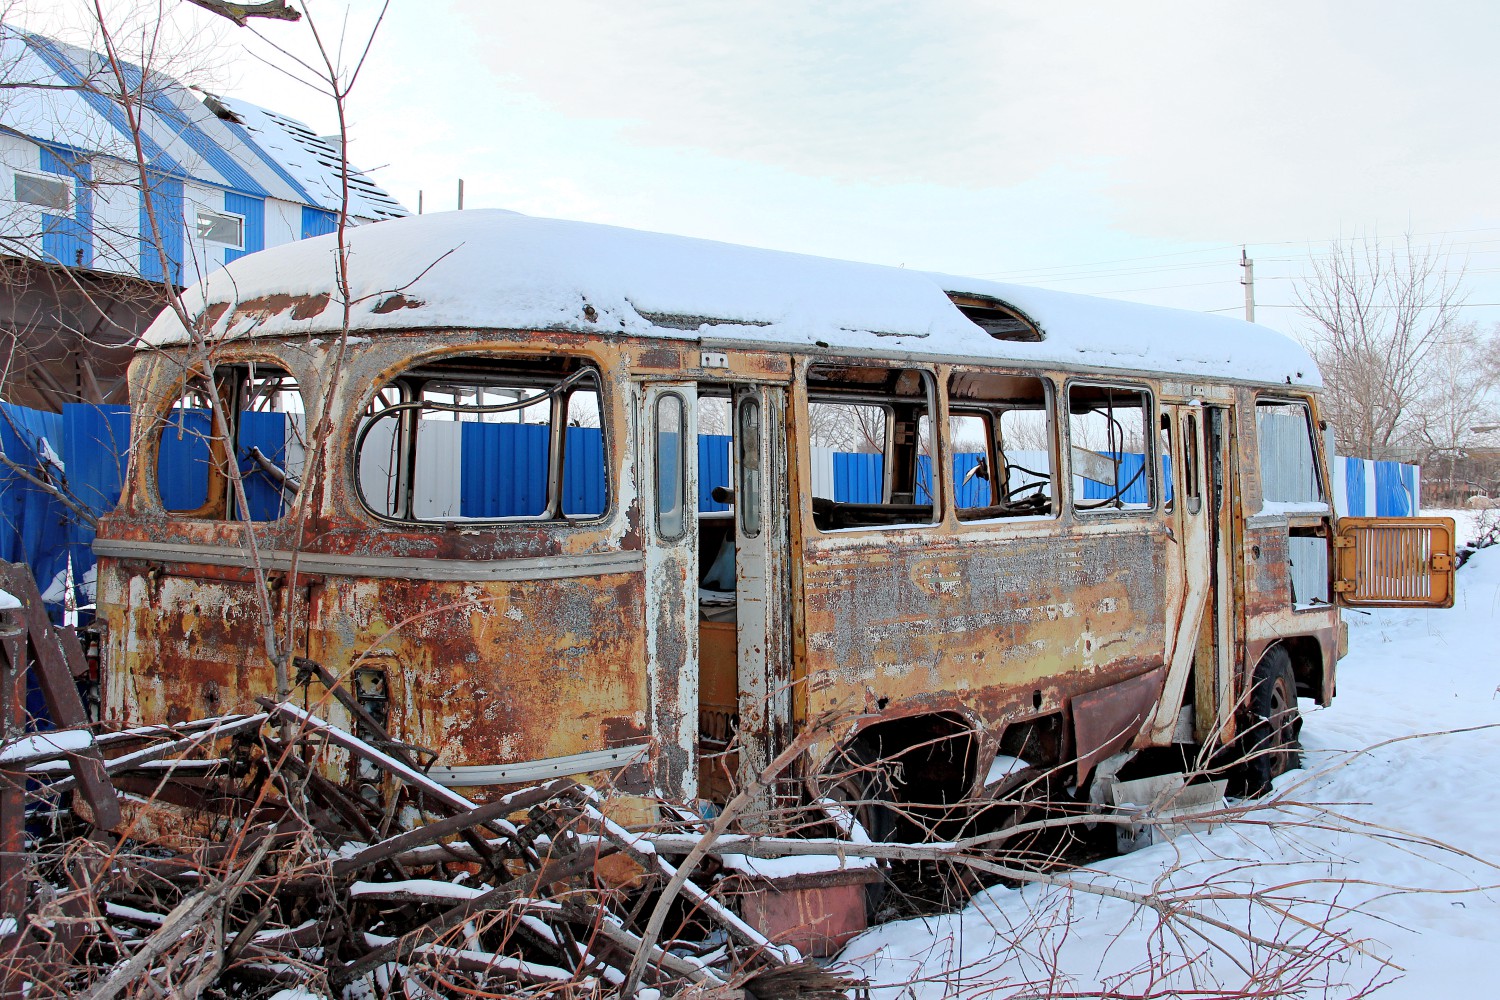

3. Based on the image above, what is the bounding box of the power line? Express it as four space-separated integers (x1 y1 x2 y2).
971 227 1500 283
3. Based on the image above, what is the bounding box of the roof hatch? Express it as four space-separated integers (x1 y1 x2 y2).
947 292 1043 342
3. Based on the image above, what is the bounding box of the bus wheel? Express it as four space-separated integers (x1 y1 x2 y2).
820 749 897 918
1242 646 1303 796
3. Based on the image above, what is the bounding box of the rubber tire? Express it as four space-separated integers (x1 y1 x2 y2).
1242 646 1303 796
824 746 897 917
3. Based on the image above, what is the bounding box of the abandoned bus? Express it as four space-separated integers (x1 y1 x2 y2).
94 211 1456 837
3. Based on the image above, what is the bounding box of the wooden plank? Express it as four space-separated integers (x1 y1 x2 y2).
0 564 119 830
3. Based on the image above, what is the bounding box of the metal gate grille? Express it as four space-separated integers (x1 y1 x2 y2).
1334 517 1456 608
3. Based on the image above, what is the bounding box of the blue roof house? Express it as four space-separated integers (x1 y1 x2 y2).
0 26 407 410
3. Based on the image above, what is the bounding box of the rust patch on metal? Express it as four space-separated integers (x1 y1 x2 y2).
1071 666 1165 783
372 293 425 314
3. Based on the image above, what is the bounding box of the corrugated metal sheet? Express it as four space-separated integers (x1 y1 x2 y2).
412 420 464 518
460 422 551 518
700 435 733 511
832 452 884 503
0 403 69 605
1078 451 1152 506
562 428 607 517
1258 408 1321 502
1287 535 1329 608
39 145 92 268
139 173 184 284
301 206 338 239
223 192 266 265
237 410 290 519
156 408 212 511
61 403 131 584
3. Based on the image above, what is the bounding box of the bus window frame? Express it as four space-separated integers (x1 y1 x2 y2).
1063 377 1160 518
946 368 1059 524
804 361 940 533
1253 394 1328 506
349 350 614 528
151 354 309 523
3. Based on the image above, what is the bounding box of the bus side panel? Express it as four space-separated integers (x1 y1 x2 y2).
799 523 1169 739
307 574 650 771
99 564 651 778
100 569 282 728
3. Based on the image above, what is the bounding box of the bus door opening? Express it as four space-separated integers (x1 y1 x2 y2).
693 383 792 809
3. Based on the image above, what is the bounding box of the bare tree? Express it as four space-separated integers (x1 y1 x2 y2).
1406 322 1500 501
1296 234 1468 461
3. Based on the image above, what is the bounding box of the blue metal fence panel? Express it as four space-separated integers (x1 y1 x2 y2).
61 404 131 586
238 410 289 520
1343 456 1367 516
952 452 988 508
699 435 732 512
833 452 883 503
156 408 212 511
1081 452 1152 505
460 422 551 518
301 206 338 240
1374 461 1412 516
562 427 606 516
0 404 69 608
223 192 266 265
140 173 184 284
39 146 93 268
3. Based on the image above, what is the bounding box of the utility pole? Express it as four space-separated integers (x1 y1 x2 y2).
418 190 423 215
457 178 465 211
1240 246 1255 323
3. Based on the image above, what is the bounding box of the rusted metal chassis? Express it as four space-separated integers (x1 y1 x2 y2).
95 324 1337 810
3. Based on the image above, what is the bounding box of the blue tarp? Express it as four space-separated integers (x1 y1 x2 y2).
1344 456 1367 516
1374 460 1414 516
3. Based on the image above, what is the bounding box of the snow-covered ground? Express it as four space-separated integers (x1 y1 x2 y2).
840 511 1500 999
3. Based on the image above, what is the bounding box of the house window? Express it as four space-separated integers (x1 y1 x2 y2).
13 172 71 212
195 209 244 248
355 354 608 523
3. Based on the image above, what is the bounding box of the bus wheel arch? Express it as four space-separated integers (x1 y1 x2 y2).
810 711 980 839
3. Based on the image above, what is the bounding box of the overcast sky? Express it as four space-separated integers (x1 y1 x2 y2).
18 1 1500 338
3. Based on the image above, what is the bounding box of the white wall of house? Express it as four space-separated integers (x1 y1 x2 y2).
0 132 48 260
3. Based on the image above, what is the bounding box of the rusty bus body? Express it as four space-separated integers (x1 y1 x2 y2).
93 212 1456 828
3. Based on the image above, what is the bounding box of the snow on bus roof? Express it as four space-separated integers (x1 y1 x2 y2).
143 210 1319 388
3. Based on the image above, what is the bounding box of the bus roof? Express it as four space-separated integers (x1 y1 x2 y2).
144 210 1320 388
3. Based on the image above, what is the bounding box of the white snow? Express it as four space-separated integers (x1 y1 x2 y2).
1257 499 1332 517
719 851 878 878
838 518 1500 999
349 879 486 901
142 211 1318 388
0 728 93 763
